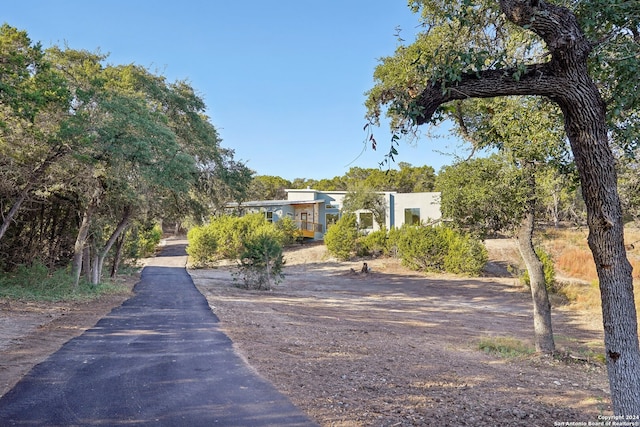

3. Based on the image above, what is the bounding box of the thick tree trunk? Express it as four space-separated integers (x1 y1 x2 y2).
408 0 640 414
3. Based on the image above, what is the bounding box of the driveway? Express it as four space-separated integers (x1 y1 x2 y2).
0 239 316 426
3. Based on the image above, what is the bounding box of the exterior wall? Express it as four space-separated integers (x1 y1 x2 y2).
393 192 441 227
242 204 295 223
235 189 442 240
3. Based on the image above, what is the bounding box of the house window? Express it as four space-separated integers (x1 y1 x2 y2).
359 212 374 229
326 213 339 229
265 211 274 222
404 208 420 225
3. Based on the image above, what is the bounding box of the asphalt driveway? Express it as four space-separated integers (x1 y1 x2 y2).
0 239 316 426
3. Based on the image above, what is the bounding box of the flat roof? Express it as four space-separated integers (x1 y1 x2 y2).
226 199 324 208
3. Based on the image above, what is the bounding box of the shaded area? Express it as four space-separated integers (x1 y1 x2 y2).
0 240 316 426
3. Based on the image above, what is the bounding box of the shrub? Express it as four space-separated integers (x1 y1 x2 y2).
386 226 402 258
359 228 388 257
444 232 488 276
274 217 303 245
124 222 163 260
396 225 449 271
187 214 292 267
186 225 219 267
396 225 487 275
324 213 358 261
233 233 285 290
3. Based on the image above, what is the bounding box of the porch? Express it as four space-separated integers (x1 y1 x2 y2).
295 220 323 238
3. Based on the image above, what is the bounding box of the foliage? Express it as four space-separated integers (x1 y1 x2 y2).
187 214 288 267
359 228 389 257
342 183 387 228
443 232 488 276
324 213 359 261
126 223 163 259
233 233 285 290
284 163 436 193
395 224 487 275
0 261 127 301
521 247 556 291
274 217 303 245
435 155 526 237
246 175 291 201
0 24 250 286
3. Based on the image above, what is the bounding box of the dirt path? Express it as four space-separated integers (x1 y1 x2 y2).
190 242 610 426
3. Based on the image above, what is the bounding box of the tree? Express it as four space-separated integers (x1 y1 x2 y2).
342 183 387 229
247 175 291 201
0 25 69 242
436 155 525 237
367 0 640 414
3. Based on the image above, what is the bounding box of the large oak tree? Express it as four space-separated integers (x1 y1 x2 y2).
367 0 640 415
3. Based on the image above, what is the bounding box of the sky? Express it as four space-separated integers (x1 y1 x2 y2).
4 1 466 181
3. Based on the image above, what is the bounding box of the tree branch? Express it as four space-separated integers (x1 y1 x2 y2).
413 63 563 125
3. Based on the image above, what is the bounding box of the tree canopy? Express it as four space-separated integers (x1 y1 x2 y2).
366 0 640 415
0 25 248 283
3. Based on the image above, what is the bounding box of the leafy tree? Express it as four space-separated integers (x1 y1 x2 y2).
436 155 525 237
0 25 70 242
247 175 291 201
342 183 387 228
366 0 640 413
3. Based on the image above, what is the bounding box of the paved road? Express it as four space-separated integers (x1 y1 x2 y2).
0 239 317 426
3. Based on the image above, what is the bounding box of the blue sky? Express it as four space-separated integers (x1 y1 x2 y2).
4 1 465 180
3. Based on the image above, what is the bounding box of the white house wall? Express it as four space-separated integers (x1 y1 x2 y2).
393 192 441 226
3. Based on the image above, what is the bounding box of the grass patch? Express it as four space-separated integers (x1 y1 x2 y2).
478 336 535 358
0 261 133 302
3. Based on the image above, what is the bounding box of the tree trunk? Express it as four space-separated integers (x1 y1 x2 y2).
71 187 102 288
516 163 555 353
516 212 555 354
560 89 640 416
94 206 132 284
409 1 640 414
0 151 66 242
110 234 125 278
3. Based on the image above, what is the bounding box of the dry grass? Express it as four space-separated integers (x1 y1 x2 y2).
541 225 640 313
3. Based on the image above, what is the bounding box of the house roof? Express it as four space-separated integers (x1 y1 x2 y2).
226 199 324 208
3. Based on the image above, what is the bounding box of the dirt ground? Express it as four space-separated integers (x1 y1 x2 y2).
0 240 612 426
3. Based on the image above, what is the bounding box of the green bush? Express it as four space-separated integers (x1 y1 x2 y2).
186 225 219 267
386 226 402 258
396 225 449 271
233 233 285 290
359 228 388 257
274 217 303 245
324 213 359 261
187 214 292 267
396 225 487 275
124 222 163 260
444 232 488 276
521 247 556 291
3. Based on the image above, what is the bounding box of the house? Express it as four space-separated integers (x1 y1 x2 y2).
227 188 441 240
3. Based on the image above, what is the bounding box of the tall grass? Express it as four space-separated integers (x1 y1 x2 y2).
543 226 640 314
